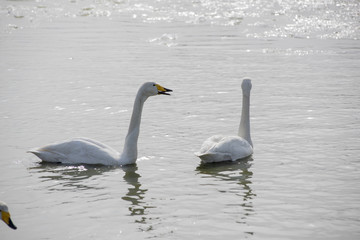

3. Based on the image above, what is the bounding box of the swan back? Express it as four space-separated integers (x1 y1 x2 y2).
29 138 121 165
196 135 253 163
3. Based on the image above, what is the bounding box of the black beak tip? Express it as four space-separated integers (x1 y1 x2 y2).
158 88 173 95
8 218 17 230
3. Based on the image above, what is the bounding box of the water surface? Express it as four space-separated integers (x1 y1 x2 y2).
1 0 359 239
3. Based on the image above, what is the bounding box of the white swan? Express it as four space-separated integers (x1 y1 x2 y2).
29 82 172 166
0 201 17 230
195 79 253 163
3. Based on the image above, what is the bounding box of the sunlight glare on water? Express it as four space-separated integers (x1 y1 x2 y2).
0 0 359 239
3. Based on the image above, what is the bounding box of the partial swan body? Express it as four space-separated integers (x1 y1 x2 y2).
29 82 172 166
0 201 17 230
195 79 253 163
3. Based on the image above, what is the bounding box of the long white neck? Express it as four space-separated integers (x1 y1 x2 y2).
119 89 148 165
238 86 253 147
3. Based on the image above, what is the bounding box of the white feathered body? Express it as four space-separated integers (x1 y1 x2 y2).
28 82 172 166
195 79 254 164
196 135 253 163
29 138 121 165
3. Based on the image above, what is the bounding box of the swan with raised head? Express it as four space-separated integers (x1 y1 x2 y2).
29 82 172 166
195 79 253 163
0 201 17 230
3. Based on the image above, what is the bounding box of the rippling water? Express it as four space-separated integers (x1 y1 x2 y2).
1 0 359 239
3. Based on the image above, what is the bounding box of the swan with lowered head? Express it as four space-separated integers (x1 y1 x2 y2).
195 79 253 163
29 82 172 166
0 201 17 230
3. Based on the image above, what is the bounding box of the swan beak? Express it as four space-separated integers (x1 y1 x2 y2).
1 211 17 230
156 84 172 95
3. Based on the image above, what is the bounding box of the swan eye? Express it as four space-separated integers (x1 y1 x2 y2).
153 84 156 86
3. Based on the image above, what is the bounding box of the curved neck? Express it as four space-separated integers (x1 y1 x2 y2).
120 90 148 165
238 93 253 147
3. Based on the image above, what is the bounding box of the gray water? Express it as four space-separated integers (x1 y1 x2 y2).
1 0 359 239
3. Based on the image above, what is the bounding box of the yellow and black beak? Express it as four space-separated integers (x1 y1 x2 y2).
156 84 172 95
1 211 17 230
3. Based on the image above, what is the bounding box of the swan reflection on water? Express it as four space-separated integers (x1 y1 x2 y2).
28 162 117 191
122 164 155 231
122 165 152 216
29 162 154 231
196 156 253 181
196 156 255 227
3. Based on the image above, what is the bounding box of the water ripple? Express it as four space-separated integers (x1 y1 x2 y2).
1 0 358 39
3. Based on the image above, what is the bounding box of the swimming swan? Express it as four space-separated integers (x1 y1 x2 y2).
195 79 253 163
29 82 172 166
0 201 17 230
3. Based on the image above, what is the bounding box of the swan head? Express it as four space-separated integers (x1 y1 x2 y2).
241 79 252 97
141 82 172 97
0 202 17 230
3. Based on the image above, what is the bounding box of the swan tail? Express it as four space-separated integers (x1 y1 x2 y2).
28 148 66 163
